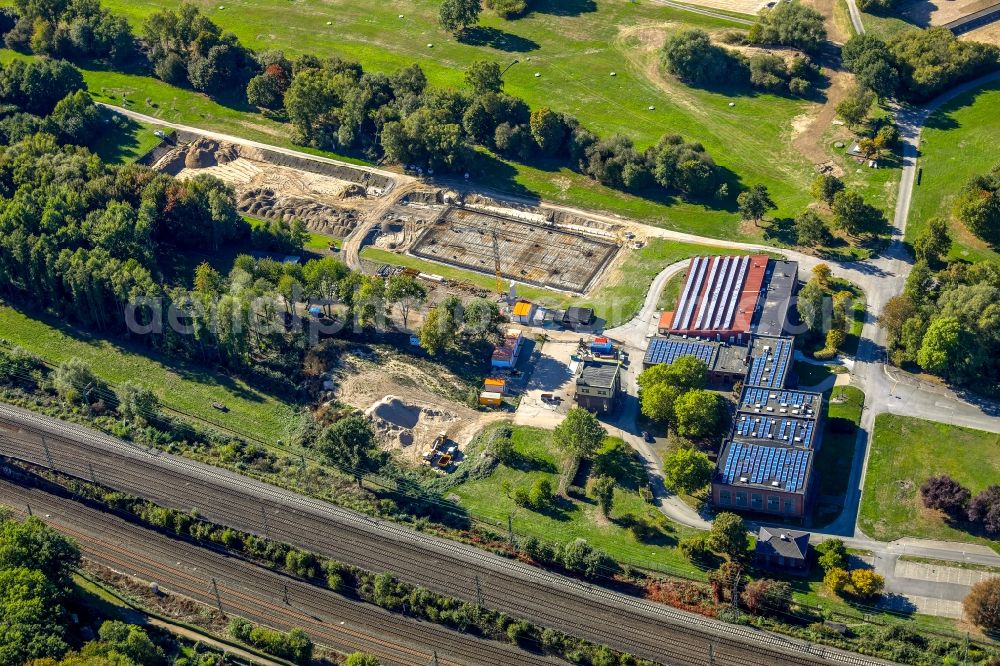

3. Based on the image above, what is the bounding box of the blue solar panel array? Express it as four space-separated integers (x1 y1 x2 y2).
734 415 816 448
741 387 820 413
643 337 715 367
745 337 792 389
720 442 811 492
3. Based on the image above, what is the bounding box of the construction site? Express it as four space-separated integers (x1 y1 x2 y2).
410 207 620 294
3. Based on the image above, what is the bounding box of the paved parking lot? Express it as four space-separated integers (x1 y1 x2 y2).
895 560 999 587
514 337 581 429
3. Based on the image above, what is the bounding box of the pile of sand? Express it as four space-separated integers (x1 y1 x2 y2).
364 395 459 450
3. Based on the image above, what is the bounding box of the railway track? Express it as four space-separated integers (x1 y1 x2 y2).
0 404 889 666
0 476 556 666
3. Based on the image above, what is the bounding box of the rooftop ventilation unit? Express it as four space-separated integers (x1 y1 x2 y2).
740 476 749 483
772 481 781 488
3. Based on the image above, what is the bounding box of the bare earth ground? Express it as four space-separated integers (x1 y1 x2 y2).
157 138 388 237
962 20 1000 45
899 0 1000 25
328 347 506 464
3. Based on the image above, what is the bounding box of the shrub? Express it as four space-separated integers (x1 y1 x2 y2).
849 569 885 599
679 534 713 563
967 485 1000 535
740 579 792 617
824 567 850 595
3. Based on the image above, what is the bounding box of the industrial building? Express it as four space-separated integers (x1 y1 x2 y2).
642 335 747 383
711 339 821 520
658 255 797 340
574 360 621 414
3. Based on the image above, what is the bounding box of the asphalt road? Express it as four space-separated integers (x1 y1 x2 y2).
0 402 882 666
0 472 555 666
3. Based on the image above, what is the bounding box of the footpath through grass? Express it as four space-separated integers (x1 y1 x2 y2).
0 306 301 443
908 77 1000 263
449 425 703 578
37 0 833 239
859 414 1000 549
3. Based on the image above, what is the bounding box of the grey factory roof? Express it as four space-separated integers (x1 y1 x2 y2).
577 360 620 389
752 260 798 337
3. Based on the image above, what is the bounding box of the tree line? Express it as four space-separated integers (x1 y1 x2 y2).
0 1 729 203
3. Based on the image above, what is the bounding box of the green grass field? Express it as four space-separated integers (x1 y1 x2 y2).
0 306 301 443
908 78 1000 263
12 0 874 241
858 414 1000 549
450 425 703 577
91 114 165 164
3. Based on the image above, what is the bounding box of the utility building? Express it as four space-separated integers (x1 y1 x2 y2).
574 360 621 414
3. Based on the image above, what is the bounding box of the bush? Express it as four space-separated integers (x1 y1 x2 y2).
679 534 713 563
740 579 792 617
661 29 748 87
849 569 885 599
824 567 850 595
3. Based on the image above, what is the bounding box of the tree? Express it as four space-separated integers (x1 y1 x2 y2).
831 190 886 237
52 357 98 404
640 382 684 424
964 578 1000 633
419 299 461 355
917 316 970 381
247 71 285 109
708 512 748 560
737 184 776 226
663 447 713 494
385 274 426 330
850 569 885 599
797 278 827 334
954 165 1000 245
836 85 875 127
811 174 844 205
740 579 792 616
463 297 505 343
316 415 385 487
824 567 850 595
529 107 568 155
919 474 971 519
794 210 830 247
590 475 616 517
553 407 606 459
345 653 382 666
812 263 832 286
967 486 1000 536
98 621 164 665
825 328 846 351
815 539 848 572
748 1 827 53
660 28 747 87
0 515 81 588
440 0 481 34
673 389 725 439
116 381 160 422
878 294 916 348
913 217 952 266
528 477 555 511
465 60 503 94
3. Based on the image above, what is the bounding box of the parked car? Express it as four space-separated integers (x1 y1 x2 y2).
641 431 654 443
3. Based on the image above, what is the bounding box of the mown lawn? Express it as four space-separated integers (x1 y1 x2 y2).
0 306 301 443
858 414 1000 549
15 0 849 240
90 113 165 164
907 77 1000 263
450 425 704 577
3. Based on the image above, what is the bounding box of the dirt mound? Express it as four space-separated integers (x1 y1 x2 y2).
364 395 459 450
238 188 358 236
181 138 242 169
